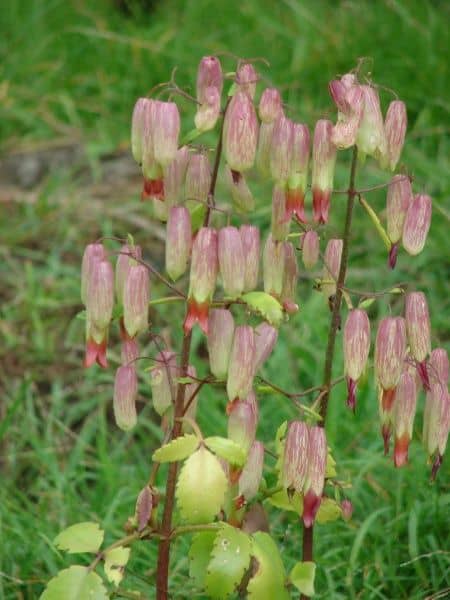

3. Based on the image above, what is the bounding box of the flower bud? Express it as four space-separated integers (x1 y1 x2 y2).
302 230 320 270
166 206 192 281
253 322 278 373
322 238 343 300
226 326 256 401
135 485 155 532
116 244 142 305
382 100 407 171
386 175 412 243
263 234 285 297
343 309 371 410
223 91 258 173
356 85 387 162
141 99 158 179
303 426 327 528
207 309 235 380
225 167 255 213
152 101 180 168
238 441 264 501
185 227 218 334
258 88 282 123
81 242 106 306
240 225 260 292
393 372 417 467
405 292 431 387
429 348 449 385
256 121 275 178
402 194 432 256
218 226 245 298
196 56 223 103
270 114 293 184
131 97 150 165
163 146 189 207
195 86 221 132
113 365 138 431
227 391 258 453
312 119 337 223
150 351 177 417
236 63 258 99
330 79 364 149
281 242 299 314
123 264 150 338
271 185 290 241
282 420 309 492
286 123 310 222
85 258 114 339
185 152 212 212
423 383 450 478
341 499 353 521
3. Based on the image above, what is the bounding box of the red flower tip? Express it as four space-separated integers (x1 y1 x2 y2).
141 177 165 201
382 387 396 412
84 337 108 369
388 243 399 269
183 299 210 335
417 360 430 391
394 432 409 467
302 489 321 528
382 423 392 455
312 188 331 224
285 189 306 223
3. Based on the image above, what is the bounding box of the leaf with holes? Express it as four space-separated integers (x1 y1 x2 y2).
53 522 104 554
176 446 228 524
242 292 283 327
189 530 219 590
204 524 252 599
40 566 108 600
104 546 130 587
247 532 289 600
289 561 316 596
152 434 199 463
204 436 246 467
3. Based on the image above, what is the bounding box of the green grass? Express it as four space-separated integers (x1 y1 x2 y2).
1 0 449 598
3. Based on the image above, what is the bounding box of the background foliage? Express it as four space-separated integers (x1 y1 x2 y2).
1 0 449 598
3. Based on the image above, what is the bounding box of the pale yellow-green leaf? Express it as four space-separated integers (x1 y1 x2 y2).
242 292 283 327
176 447 228 524
290 561 316 596
247 532 290 600
267 489 303 514
53 522 104 554
316 497 342 524
325 448 337 478
189 531 218 590
104 546 130 587
204 436 246 467
152 434 199 463
40 566 108 600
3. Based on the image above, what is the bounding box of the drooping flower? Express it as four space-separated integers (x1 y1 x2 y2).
343 309 371 410
312 120 337 223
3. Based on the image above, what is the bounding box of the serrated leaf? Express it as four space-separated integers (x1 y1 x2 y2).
54 522 104 554
290 561 316 596
242 292 283 327
176 446 228 524
267 489 303 513
204 524 252 599
152 434 199 463
40 566 108 600
189 531 218 590
316 497 342 524
325 448 337 478
204 437 246 467
358 297 375 309
104 546 130 587
247 532 289 600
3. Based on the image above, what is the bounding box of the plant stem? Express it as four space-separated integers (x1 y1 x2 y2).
300 146 358 600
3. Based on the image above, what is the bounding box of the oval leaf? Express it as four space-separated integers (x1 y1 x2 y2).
247 532 289 600
204 524 252 599
316 497 342 524
290 561 316 596
152 434 199 463
204 436 246 467
40 566 108 600
189 531 218 590
54 522 104 554
176 447 228 524
104 546 131 587
242 292 283 327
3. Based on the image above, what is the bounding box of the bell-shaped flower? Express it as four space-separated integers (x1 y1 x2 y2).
223 91 258 174
218 226 245 298
302 230 320 270
226 326 256 402
343 309 371 410
166 206 192 282
113 365 138 431
240 225 260 292
402 193 432 256
312 119 337 223
207 309 235 381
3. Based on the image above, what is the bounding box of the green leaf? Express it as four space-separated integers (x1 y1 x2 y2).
267 489 303 513
204 436 246 467
204 524 252 599
176 446 228 524
40 566 108 600
242 292 283 327
104 546 130 587
290 561 316 596
316 497 342 524
152 434 199 463
75 310 86 321
325 448 337 478
189 531 218 590
247 532 289 600
53 522 104 554
188 202 206 233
